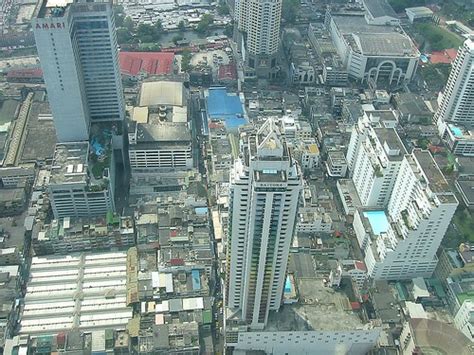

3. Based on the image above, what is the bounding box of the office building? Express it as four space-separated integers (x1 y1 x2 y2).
326 11 419 85
235 0 282 79
354 150 458 280
128 81 193 173
48 142 115 219
346 111 406 208
434 37 474 130
33 0 124 142
226 119 302 330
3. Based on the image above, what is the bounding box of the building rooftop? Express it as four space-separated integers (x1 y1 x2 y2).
50 142 89 185
374 127 407 161
456 180 474 205
119 52 175 77
332 15 395 34
135 122 191 144
21 98 57 164
412 150 450 194
351 32 417 57
20 251 132 335
139 81 185 107
218 63 237 81
409 318 473 355
267 276 373 331
406 6 434 16
363 0 397 19
207 87 245 120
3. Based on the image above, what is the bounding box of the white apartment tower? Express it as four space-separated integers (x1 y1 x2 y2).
226 119 302 330
33 0 124 142
346 112 406 208
434 36 474 128
354 150 458 280
235 0 282 79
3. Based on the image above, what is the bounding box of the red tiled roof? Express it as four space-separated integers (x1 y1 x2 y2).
119 51 175 76
354 261 367 272
218 63 237 81
170 258 184 266
351 301 361 310
208 122 224 129
6 68 43 78
429 49 458 64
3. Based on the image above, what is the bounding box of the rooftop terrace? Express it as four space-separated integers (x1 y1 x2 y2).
50 142 89 185
413 149 450 194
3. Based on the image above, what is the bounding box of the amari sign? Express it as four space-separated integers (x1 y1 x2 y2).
35 22 66 29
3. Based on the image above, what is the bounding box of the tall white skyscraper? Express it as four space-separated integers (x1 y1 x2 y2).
226 119 302 330
434 36 474 128
235 0 282 79
346 111 405 208
354 150 458 280
33 0 124 142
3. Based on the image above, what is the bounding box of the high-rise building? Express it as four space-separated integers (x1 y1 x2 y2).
353 150 458 280
346 110 406 208
235 0 282 79
33 0 124 142
48 142 115 219
434 36 474 129
226 119 302 329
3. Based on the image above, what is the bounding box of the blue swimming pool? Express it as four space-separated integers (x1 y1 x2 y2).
450 124 463 138
284 276 292 293
363 210 390 235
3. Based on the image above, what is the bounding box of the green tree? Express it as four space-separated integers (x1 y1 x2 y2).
223 23 233 38
173 34 184 45
178 20 186 32
282 0 300 24
117 28 132 44
123 16 134 32
217 1 230 15
114 5 125 28
196 14 214 35
154 19 163 35
137 23 157 43
181 50 193 72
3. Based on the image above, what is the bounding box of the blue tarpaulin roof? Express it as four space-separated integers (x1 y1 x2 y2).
207 87 244 119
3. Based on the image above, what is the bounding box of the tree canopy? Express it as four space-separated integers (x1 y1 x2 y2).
282 0 300 24
196 14 214 35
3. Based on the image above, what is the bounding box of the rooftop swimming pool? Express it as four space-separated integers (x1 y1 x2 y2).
284 275 292 294
363 210 390 235
449 124 463 138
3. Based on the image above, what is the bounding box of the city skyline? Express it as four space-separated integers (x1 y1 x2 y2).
1 0 473 353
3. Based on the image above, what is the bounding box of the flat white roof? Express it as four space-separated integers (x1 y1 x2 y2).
45 0 73 7
20 252 132 335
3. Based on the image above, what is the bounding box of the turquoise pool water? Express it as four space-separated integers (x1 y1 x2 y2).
450 124 463 138
284 276 292 293
363 210 390 235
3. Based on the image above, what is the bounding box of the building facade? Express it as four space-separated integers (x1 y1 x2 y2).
33 0 124 142
128 122 193 172
346 113 406 208
235 0 282 79
326 12 419 86
434 37 474 129
226 119 302 329
354 150 458 280
48 142 115 219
